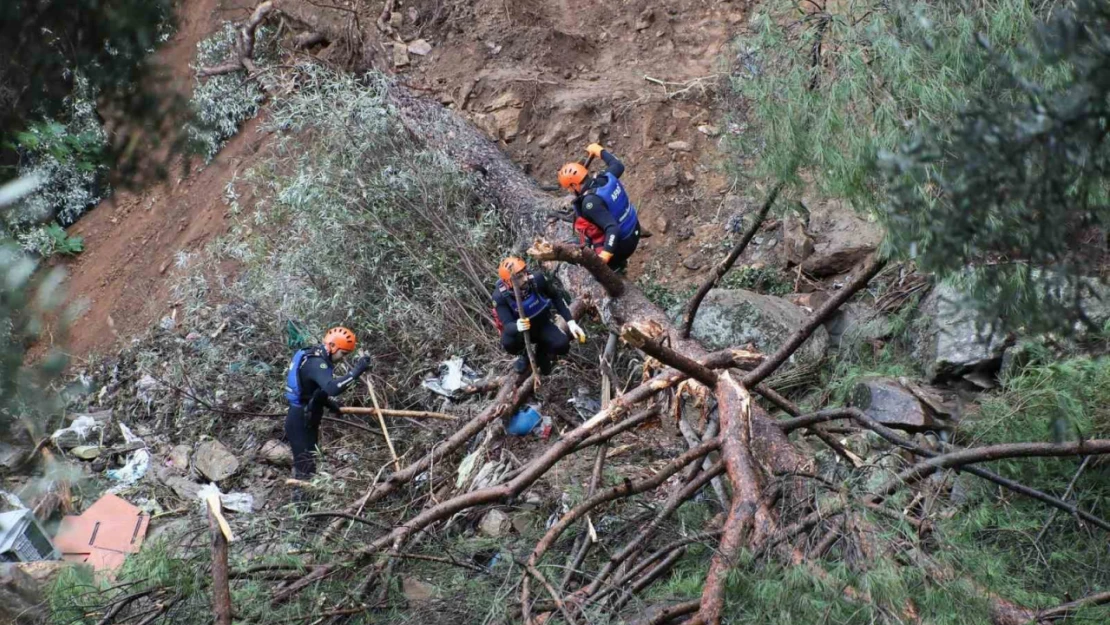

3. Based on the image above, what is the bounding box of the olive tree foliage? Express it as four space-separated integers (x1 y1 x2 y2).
880 0 1110 334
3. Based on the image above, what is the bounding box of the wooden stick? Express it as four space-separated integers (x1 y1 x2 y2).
206 494 233 625
338 407 456 420
366 377 400 472
511 271 542 390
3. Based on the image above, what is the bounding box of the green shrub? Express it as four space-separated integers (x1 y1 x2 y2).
16 223 85 257
186 22 276 161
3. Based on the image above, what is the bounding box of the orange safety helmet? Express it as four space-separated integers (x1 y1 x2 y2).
323 327 357 355
498 256 527 283
558 162 588 193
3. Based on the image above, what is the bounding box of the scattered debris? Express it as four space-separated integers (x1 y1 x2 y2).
105 424 150 494
69 445 101 460
408 39 432 56
50 413 108 449
0 509 59 561
194 440 240 482
0 443 28 473
0 561 67 625
53 494 149 573
479 509 511 537
506 406 543 436
422 357 483 399
169 444 191 472
198 484 254 514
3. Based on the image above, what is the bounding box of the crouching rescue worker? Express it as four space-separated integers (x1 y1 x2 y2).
493 257 586 374
284 327 370 479
559 143 641 271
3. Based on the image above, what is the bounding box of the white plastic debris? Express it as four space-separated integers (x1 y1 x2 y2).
135 374 160 408
422 358 482 399
50 415 101 447
106 423 150 494
197 483 255 514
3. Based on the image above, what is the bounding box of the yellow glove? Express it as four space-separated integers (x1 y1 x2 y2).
598 250 614 264
516 318 531 332
586 143 604 159
567 320 587 344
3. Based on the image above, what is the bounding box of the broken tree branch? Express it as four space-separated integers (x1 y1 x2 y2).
528 240 626 297
338 407 456 420
206 495 233 625
1034 589 1110 622
196 1 275 77
622 321 719 387
681 182 783 338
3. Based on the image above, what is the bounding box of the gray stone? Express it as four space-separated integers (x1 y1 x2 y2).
677 289 828 370
656 162 681 190
0 443 28 473
697 124 720 137
1 562 67 623
392 43 410 67
403 577 437 601
851 378 940 432
798 197 884 277
825 303 894 349
260 440 293 467
682 256 703 271
169 445 191 472
194 440 239 482
782 214 813 266
635 8 655 31
407 39 432 56
157 467 202 500
479 509 511 537
915 281 1010 381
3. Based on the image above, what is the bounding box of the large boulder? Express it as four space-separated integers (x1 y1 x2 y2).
783 197 883 277
679 289 828 370
825 303 894 350
850 378 947 432
915 281 1010 381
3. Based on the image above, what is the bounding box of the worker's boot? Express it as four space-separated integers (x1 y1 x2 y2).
514 355 530 374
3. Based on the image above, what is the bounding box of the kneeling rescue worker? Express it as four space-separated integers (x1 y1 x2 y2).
284 327 370 479
559 143 641 271
493 257 586 374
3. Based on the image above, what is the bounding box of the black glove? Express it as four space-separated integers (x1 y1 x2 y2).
352 355 371 375
326 398 342 414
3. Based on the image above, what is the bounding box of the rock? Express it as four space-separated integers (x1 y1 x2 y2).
1 562 67 624
851 378 941 432
682 256 703 271
824 303 894 349
403 577 437 601
157 467 202 500
70 445 101 460
697 124 720 137
193 440 239 482
782 214 814 266
786 292 829 311
479 509 511 537
799 197 884 277
655 215 670 234
169 445 191 472
635 8 655 31
511 512 536 534
656 162 681 190
915 281 1010 381
392 43 410 67
408 39 432 56
388 10 403 27
667 140 692 152
677 289 828 369
260 440 293 467
0 443 28 473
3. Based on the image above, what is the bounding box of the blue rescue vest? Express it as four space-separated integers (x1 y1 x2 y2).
497 278 551 319
285 346 330 407
589 174 638 239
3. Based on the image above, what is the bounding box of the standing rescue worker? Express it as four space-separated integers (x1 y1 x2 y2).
492 257 587 374
559 143 641 271
284 327 370 479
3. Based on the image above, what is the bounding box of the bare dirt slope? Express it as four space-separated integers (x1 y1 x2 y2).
60 0 752 359
393 0 751 277
59 0 269 359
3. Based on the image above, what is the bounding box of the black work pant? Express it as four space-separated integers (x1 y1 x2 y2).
607 227 641 272
501 313 571 374
285 404 322 479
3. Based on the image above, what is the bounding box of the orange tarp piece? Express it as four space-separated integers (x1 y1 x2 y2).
53 494 150 573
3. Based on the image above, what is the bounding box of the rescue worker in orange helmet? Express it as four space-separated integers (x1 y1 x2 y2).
283 327 370 478
558 144 641 271
492 257 586 374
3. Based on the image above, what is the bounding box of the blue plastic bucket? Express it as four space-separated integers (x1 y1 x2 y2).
506 406 543 436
